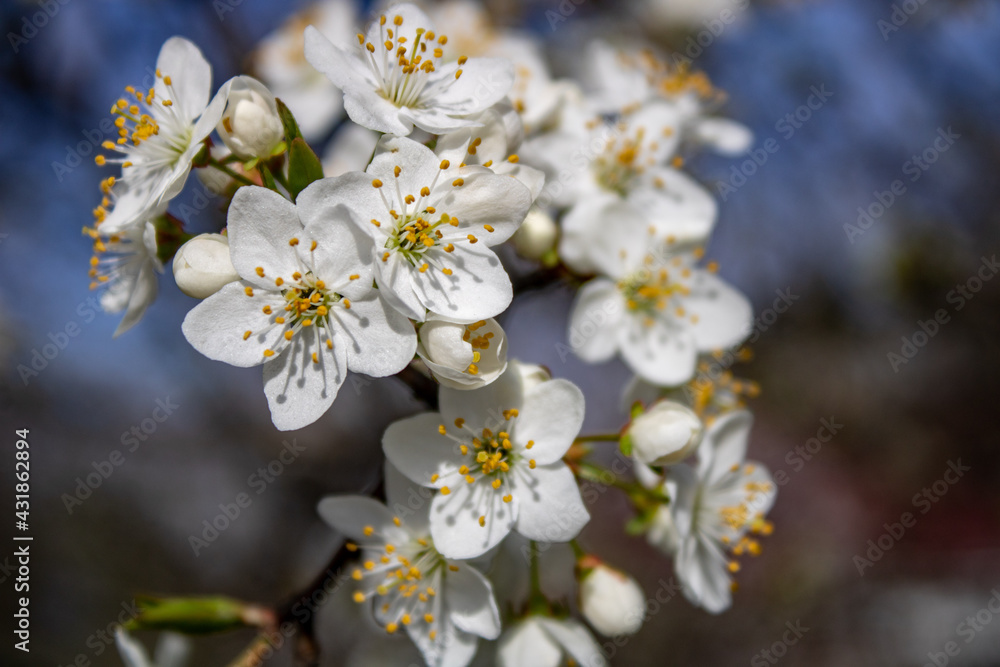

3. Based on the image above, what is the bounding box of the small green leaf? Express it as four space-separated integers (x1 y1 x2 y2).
287 137 324 201
619 433 633 457
258 163 277 191
276 98 302 143
125 596 252 635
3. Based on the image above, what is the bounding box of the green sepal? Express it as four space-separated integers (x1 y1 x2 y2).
619 432 633 457
287 137 324 201
276 98 302 143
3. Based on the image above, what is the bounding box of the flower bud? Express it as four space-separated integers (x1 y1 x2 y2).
512 359 550 391
417 316 507 389
626 400 703 466
172 234 240 299
579 563 645 636
512 209 557 260
217 76 284 160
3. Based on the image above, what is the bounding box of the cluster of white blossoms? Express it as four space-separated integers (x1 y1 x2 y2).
93 3 777 666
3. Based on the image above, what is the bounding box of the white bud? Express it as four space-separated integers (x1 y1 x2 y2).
580 564 645 636
197 144 235 195
628 400 703 466
417 316 507 389
511 359 550 391
172 234 240 299
512 209 557 260
217 76 284 160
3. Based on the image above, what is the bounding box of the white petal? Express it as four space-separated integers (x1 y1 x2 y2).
438 364 524 434
384 461 433 536
631 167 717 245
383 412 467 489
407 618 480 667
514 380 585 464
512 463 589 543
431 57 514 114
226 186 303 288
317 495 409 545
181 281 285 367
115 630 152 667
431 480 516 559
685 271 753 352
113 256 158 338
536 617 608 667
699 410 753 485
376 251 428 321
675 533 732 614
618 316 698 386
413 243 511 321
444 564 501 639
567 279 625 363
263 325 347 430
437 170 531 245
496 620 562 667
153 634 190 667
338 292 417 377
694 117 754 156
156 37 211 121
368 135 442 196
557 193 619 275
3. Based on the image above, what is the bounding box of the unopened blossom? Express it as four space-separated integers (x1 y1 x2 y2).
253 0 354 141
182 184 416 431
417 315 507 390
648 410 776 613
579 562 646 636
567 223 752 386
320 465 500 667
496 616 607 667
627 400 703 466
115 629 189 667
93 37 230 233
304 3 514 135
522 101 717 273
327 136 531 322
383 362 588 559
512 209 557 261
84 205 163 337
216 76 283 160
172 233 240 299
582 41 753 155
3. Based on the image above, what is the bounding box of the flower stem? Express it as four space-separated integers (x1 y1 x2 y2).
569 538 586 560
575 433 621 444
208 158 256 187
527 540 549 615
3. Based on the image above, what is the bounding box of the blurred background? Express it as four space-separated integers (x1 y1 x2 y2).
2 0 999 665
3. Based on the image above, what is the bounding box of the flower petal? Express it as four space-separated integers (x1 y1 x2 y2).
536 617 608 667
431 480 516 559
685 271 753 352
430 57 514 114
337 292 417 377
675 533 732 614
514 380 585 464
227 186 304 288
438 364 525 434
262 324 347 430
496 619 562 667
317 495 408 545
181 281 286 367
512 463 589 543
699 410 753 484
435 170 531 245
383 412 467 490
444 563 501 639
618 316 698 386
567 279 625 363
412 243 512 321
384 461 433 536
156 37 211 121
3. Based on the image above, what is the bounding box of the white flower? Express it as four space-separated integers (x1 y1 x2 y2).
579 563 646 636
115 629 189 667
252 0 353 141
320 464 500 667
417 315 507 390
651 410 776 613
512 209 557 261
567 228 752 386
496 616 607 667
181 184 416 431
581 41 753 156
383 363 589 559
86 207 163 337
216 76 283 160
93 37 230 233
303 3 514 135
172 233 240 299
434 100 546 202
327 136 531 322
522 102 717 273
627 400 703 466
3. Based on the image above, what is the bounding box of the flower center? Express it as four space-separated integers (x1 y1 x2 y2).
349 525 450 640
434 409 534 527
358 12 469 110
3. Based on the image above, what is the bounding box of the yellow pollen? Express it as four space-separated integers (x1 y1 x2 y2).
289 238 299 246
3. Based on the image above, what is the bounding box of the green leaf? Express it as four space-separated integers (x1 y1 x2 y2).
276 98 302 143
258 163 277 191
287 137 324 201
619 433 633 457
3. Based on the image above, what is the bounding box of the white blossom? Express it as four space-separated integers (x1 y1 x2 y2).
496 616 607 667
320 464 500 667
304 3 514 135
325 136 531 322
383 362 588 559
579 563 646 636
216 76 284 160
181 184 416 431
512 209 557 261
627 400 703 466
